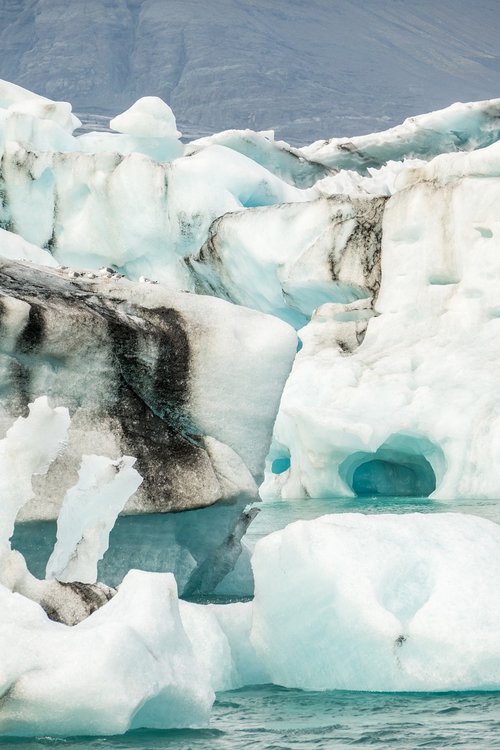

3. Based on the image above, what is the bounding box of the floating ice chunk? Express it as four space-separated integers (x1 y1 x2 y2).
0 397 69 544
250 513 500 691
302 98 500 172
179 599 267 691
46 455 143 584
0 570 212 736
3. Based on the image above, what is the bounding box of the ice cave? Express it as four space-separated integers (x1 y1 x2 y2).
339 435 443 498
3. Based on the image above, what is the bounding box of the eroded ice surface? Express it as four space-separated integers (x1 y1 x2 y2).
263 138 500 501
45 455 143 584
0 259 296 518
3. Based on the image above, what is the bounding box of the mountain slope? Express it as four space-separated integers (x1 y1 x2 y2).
0 0 499 143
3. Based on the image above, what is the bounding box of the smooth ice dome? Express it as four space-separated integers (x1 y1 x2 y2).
110 96 182 139
250 513 500 692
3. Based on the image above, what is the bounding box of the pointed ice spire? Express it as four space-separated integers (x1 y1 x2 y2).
46 455 143 584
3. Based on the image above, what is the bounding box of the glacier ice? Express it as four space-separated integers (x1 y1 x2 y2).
2 76 500 737
263 138 500 501
45 455 143 584
0 570 213 736
249 513 500 691
188 195 385 327
6 408 500 734
2 82 498 296
301 99 500 171
0 258 295 518
78 96 185 163
0 396 69 543
0 398 123 626
8 511 500 736
0 140 311 285
0 227 59 267
185 129 331 188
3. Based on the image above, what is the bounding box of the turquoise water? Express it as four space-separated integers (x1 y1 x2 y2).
9 494 500 747
244 494 500 550
4 687 500 749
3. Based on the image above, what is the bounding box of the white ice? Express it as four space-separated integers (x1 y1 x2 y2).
0 397 69 545
0 570 213 736
301 98 500 170
263 138 500 501
249 512 500 691
0 227 59 267
189 195 384 327
46 455 143 584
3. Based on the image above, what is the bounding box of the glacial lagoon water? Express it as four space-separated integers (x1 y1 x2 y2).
10 495 500 748
3 688 500 749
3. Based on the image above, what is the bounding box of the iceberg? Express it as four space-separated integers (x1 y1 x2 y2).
188 195 386 327
0 570 212 736
263 138 500 501
2 76 500 736
0 259 295 518
249 513 500 692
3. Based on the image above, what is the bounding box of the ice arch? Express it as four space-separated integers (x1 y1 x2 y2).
339 434 445 498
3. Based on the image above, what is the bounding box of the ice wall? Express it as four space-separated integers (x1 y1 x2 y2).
249 512 500 691
189 195 386 327
263 138 500 501
0 259 296 519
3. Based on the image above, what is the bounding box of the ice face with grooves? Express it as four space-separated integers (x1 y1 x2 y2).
263 139 500 501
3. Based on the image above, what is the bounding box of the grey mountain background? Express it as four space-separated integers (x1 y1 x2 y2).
1 0 499 145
